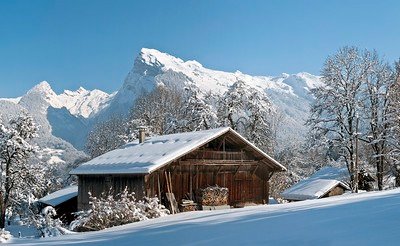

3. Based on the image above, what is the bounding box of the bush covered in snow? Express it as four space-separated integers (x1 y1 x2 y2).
70 188 169 231
31 206 69 237
0 229 12 242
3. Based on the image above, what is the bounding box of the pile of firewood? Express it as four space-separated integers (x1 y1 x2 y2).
179 199 197 212
196 186 229 206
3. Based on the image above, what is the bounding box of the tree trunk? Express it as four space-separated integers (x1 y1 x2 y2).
0 193 5 229
377 155 384 190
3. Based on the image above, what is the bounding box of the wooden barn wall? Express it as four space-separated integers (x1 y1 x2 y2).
323 186 345 198
146 166 270 206
78 175 145 210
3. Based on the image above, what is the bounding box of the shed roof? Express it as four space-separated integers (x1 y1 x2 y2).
308 166 350 182
70 127 286 175
281 179 350 201
38 186 78 207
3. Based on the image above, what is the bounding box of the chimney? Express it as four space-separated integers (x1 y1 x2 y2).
138 126 146 143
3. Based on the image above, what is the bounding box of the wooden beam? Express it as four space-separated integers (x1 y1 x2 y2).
268 172 274 181
216 165 223 175
251 166 259 176
192 150 248 155
179 162 259 166
189 164 193 200
223 137 226 160
234 164 242 176
157 172 161 199
180 159 258 165
217 138 224 151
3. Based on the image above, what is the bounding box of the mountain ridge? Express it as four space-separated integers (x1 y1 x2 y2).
1 47 321 153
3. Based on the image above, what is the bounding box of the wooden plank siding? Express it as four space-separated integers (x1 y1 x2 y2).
145 157 272 206
78 175 145 210
322 185 346 198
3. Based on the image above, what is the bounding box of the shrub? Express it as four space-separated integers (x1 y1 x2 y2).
70 188 169 231
32 206 69 237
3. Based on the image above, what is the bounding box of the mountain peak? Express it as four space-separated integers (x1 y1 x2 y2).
64 86 89 96
29 81 54 94
77 86 87 93
139 48 184 68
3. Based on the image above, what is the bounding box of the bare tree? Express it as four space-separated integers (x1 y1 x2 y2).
359 51 394 190
307 46 365 192
131 85 182 135
388 60 400 185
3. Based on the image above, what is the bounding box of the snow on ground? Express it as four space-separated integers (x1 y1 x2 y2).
6 224 37 239
9 188 400 245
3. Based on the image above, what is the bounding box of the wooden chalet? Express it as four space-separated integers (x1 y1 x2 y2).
70 127 286 210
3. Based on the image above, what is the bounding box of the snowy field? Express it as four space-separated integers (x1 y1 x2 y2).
9 188 400 245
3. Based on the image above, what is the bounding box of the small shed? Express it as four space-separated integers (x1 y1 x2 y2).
38 186 78 223
70 127 286 210
281 179 350 202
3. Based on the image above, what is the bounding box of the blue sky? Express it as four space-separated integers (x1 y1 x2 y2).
0 0 399 97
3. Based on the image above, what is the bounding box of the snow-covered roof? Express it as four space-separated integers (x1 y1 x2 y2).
309 166 350 182
281 179 350 201
38 186 78 207
281 166 351 201
70 127 286 175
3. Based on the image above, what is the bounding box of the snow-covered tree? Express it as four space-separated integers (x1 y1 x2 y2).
32 206 67 237
359 51 395 190
245 88 275 153
86 116 138 158
307 47 365 192
165 86 218 134
308 47 400 191
0 114 38 228
131 85 182 135
217 80 248 131
271 133 329 198
388 60 400 185
217 80 275 153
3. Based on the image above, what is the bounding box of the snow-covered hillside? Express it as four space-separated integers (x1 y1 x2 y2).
10 188 400 245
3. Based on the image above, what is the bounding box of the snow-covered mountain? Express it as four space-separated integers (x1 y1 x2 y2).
0 82 115 166
99 48 322 142
24 81 114 118
0 47 321 154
